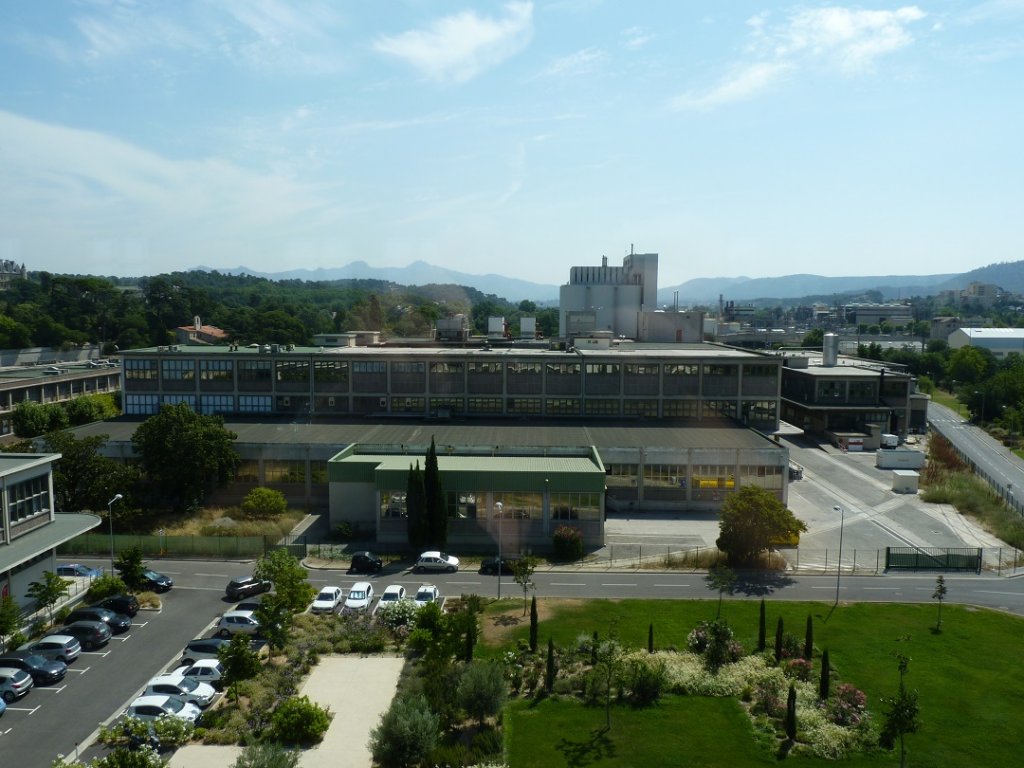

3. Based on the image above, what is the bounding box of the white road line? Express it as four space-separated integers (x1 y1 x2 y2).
2 726 11 735
111 635 131 641
447 581 482 586
194 573 228 577
550 582 586 586
34 685 66 693
66 667 90 674
132 621 148 628
4 705 40 714
601 583 638 587
864 587 900 590
974 590 1020 596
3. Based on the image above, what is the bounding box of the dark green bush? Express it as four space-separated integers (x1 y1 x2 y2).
370 694 439 768
552 525 583 562
270 696 331 745
85 575 129 601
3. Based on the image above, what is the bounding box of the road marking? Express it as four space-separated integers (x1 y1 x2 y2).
864 587 900 590
2 727 10 735
194 573 228 577
80 650 112 657
550 582 586 586
132 621 148 628
811 586 834 589
66 667 90 674
35 684 67 693
654 583 691 588
974 590 1020 596
447 581 482 586
4 705 40 714
601 583 638 587
173 586 227 592
111 635 132 641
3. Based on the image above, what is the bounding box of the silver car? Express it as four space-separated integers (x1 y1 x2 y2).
21 635 81 664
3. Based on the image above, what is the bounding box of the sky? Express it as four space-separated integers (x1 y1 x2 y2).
0 1 1022 288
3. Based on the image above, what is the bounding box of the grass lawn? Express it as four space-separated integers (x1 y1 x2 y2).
488 598 1024 767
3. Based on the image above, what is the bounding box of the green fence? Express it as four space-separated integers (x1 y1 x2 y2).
58 533 268 559
885 546 982 573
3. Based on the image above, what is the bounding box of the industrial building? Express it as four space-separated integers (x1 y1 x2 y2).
948 327 1024 359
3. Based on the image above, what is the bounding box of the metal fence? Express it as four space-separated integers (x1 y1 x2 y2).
58 533 268 559
586 544 1024 575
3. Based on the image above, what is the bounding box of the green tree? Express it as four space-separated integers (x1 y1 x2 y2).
932 575 947 632
240 487 287 519
370 694 439 768
757 598 766 652
706 564 736 619
131 402 240 512
233 742 300 768
716 486 807 566
44 431 139 514
457 661 507 726
775 616 784 664
12 400 52 438
648 622 654 654
252 548 314 613
219 632 262 703
784 682 798 741
819 648 831 700
594 634 625 732
254 592 293 650
947 345 991 387
0 594 22 649
802 328 824 348
804 614 814 660
270 695 332 745
405 461 428 549
424 437 446 548
880 654 920 768
115 546 146 592
529 595 538 653
512 555 538 616
28 571 69 622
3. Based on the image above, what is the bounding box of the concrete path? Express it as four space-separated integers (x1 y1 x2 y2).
169 655 404 768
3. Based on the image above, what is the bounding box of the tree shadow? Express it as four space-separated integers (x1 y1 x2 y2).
492 614 524 628
732 570 797 597
555 727 616 768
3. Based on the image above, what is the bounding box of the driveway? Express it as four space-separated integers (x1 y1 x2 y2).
169 655 405 768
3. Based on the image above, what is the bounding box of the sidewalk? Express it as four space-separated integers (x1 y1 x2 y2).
169 655 404 768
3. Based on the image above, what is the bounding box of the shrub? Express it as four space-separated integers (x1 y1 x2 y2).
270 696 331 745
241 487 288 519
628 656 668 706
376 598 419 633
232 741 300 768
785 658 813 682
86 575 129 601
458 662 507 725
370 694 439 768
754 676 784 717
828 683 868 727
552 525 584 562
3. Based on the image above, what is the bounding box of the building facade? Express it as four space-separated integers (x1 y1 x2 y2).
948 327 1024 359
559 251 659 338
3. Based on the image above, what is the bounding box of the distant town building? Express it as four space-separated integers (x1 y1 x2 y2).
930 316 961 342
936 282 1005 309
0 260 27 291
174 317 229 345
841 303 913 328
948 327 1024 358
559 250 659 338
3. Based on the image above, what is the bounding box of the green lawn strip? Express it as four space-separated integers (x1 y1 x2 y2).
485 598 1024 767
506 695 777 768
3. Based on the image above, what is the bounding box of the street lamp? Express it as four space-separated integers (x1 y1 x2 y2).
833 505 845 605
975 390 986 425
495 501 503 600
108 494 123 575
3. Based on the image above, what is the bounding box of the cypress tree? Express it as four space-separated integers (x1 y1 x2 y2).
529 596 538 653
757 598 766 652
648 622 654 654
785 683 798 741
424 436 447 548
819 649 831 700
406 461 428 548
804 614 814 660
775 616 784 664
546 637 555 692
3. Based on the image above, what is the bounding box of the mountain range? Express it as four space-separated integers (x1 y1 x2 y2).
199 258 1024 306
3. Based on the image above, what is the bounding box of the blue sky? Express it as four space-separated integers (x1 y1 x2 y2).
0 1 1021 288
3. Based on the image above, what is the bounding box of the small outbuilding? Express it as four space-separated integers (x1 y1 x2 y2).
891 469 919 494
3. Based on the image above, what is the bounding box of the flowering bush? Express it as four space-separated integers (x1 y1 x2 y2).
376 597 419 633
828 683 868 726
686 620 742 672
686 623 711 653
552 525 584 561
784 658 813 682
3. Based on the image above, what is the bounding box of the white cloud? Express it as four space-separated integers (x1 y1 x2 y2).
373 2 534 83
622 26 653 49
673 5 927 110
540 47 605 78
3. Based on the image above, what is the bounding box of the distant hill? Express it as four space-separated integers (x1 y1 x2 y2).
658 273 957 305
196 260 560 303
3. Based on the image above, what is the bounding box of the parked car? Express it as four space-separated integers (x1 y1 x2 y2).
225 576 272 601
343 582 374 612
95 594 140 617
378 585 407 607
348 551 383 574
144 674 216 708
0 652 66 685
20 635 81 664
216 610 260 637
0 696 6 716
479 554 523 575
310 586 343 614
181 638 230 665
65 606 132 634
57 621 112 650
141 569 174 592
170 659 225 687
0 667 34 702
56 563 103 579
414 584 440 608
125 694 202 724
415 551 460 573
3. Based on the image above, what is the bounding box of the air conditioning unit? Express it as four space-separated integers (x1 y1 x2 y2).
282 397 291 407
405 398 413 407
328 397 335 407
379 397 387 408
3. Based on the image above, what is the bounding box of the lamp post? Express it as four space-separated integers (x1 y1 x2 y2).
833 505 844 605
495 501 503 600
975 390 986 425
107 494 123 575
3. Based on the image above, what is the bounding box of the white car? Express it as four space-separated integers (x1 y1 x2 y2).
171 660 224 687
126 694 202 724
21 635 81 664
414 584 440 608
415 551 460 573
343 582 374 612
378 584 407 607
144 673 216 708
216 610 260 637
311 586 343 614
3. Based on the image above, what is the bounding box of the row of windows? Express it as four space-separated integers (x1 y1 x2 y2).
8 475 51 523
234 460 327 484
381 490 602 521
125 394 272 415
